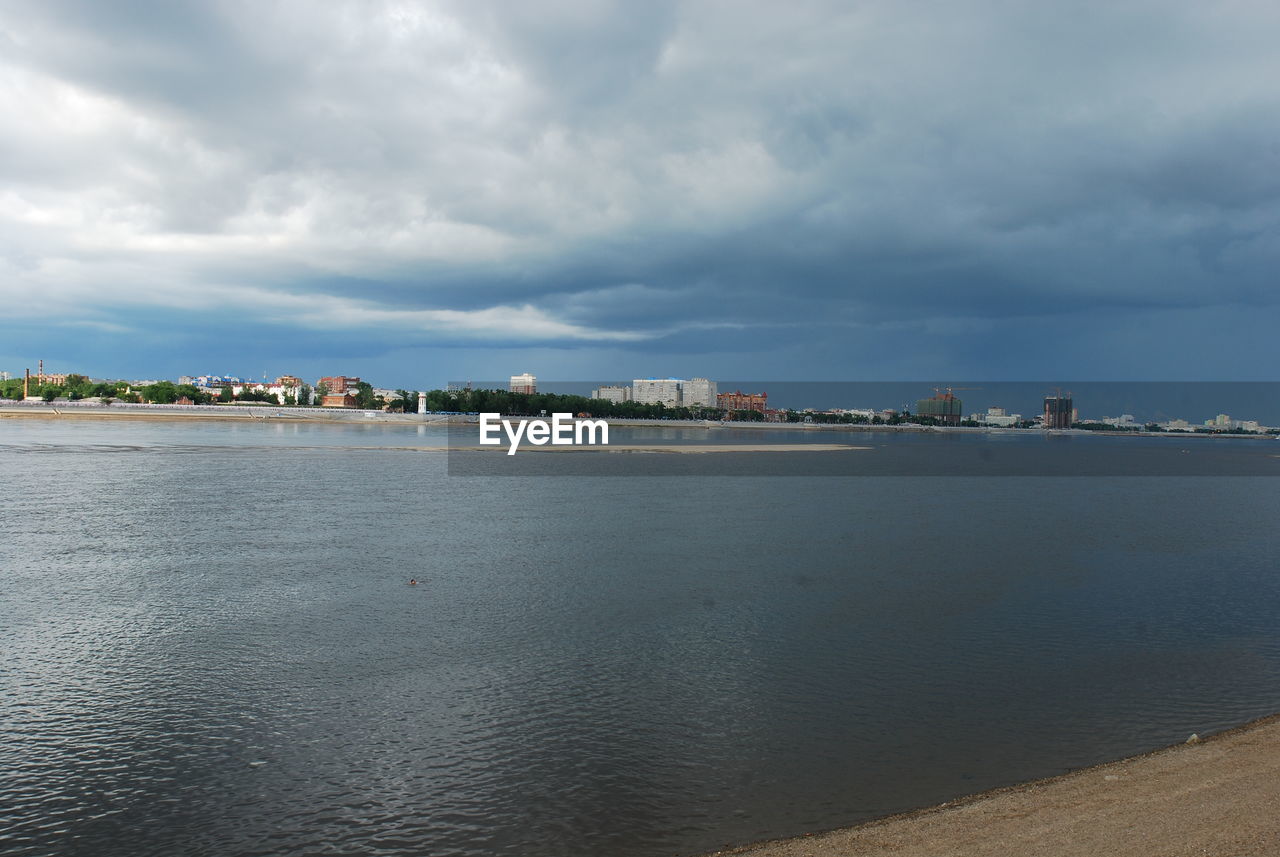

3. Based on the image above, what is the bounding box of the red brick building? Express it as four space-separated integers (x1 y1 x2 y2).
319 376 361 394
717 391 768 413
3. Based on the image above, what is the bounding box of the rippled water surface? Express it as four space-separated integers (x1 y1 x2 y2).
3 419 1280 857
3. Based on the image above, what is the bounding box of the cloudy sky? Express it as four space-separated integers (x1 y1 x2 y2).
2 0 1278 386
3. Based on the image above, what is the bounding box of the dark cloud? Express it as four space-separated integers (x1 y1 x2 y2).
1 0 1278 383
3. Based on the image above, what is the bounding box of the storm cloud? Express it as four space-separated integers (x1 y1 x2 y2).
2 0 1278 383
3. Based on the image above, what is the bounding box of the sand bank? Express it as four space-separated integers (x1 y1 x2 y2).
450 444 869 453
710 715 1280 857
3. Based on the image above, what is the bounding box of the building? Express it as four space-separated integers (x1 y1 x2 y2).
633 378 683 407
916 392 963 425
1044 394 1074 429
275 375 303 387
969 407 1022 427
322 393 358 408
183 375 243 392
592 385 632 403
510 373 537 395
682 378 718 408
717 391 768 413
320 376 361 394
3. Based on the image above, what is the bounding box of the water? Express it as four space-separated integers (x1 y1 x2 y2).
3 419 1280 857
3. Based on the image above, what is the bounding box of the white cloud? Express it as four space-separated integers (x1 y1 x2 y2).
1 0 1279 375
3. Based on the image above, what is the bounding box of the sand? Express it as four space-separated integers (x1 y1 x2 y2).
710 715 1280 857
453 444 869 453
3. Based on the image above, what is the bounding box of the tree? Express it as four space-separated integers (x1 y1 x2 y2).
298 384 312 407
141 381 178 404
175 384 210 405
353 381 378 410
218 386 233 403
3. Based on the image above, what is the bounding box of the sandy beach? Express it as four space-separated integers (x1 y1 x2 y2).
711 715 1280 857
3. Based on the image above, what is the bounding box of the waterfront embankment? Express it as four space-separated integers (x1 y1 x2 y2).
0 402 454 423
710 714 1280 857
3 402 1272 440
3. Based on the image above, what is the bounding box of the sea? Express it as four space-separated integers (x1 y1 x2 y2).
3 418 1280 857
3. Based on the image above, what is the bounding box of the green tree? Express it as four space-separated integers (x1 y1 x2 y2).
353 381 378 410
141 381 178 404
175 383 211 404
218 386 233 403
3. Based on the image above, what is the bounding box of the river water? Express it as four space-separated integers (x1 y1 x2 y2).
3 419 1279 856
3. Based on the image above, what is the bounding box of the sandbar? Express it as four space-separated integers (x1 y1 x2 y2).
709 714 1280 857
451 444 869 453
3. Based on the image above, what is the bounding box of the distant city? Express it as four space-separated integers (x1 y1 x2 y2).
1 364 1276 435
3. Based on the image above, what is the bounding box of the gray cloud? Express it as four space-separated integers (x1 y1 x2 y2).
1 0 1278 381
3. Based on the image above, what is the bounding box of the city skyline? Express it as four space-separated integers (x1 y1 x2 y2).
4 364 1276 428
3 2 1279 383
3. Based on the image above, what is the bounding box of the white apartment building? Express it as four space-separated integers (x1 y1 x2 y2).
682 378 718 408
510 373 537 395
633 378 683 407
592 385 632 403
969 407 1022 427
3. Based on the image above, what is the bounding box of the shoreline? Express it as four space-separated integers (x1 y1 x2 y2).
0 404 1273 440
707 713 1280 857
450 443 870 453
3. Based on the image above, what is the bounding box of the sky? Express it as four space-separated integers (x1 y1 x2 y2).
2 0 1278 388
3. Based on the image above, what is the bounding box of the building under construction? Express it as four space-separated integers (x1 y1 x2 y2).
915 392 964 425
1044 393 1074 429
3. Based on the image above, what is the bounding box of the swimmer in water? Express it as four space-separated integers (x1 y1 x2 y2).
409 578 417 585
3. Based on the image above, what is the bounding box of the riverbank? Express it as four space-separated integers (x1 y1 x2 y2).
2 402 1271 439
0 403 451 423
710 714 1280 857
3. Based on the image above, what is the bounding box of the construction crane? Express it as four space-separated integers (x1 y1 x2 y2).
932 386 981 398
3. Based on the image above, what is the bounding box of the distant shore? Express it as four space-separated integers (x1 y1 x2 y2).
0 403 450 424
708 713 1280 857
0 402 1272 440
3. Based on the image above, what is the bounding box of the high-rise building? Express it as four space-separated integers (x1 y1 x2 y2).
1044 394 1073 429
916 393 963 425
633 378 683 407
682 378 718 408
510 373 537 395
